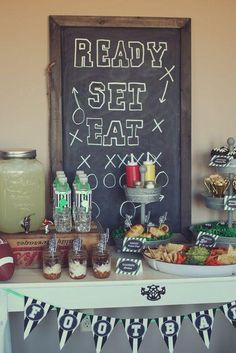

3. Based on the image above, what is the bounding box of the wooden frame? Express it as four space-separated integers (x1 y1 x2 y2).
48 15 191 236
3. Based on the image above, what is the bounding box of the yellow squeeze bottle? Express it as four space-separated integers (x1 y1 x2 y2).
143 153 155 182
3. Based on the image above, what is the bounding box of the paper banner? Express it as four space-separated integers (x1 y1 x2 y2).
220 301 236 328
57 308 85 350
122 318 151 353
156 315 184 353
24 296 53 339
188 308 216 349
90 315 119 353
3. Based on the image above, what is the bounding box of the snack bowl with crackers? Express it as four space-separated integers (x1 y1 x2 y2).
143 243 236 277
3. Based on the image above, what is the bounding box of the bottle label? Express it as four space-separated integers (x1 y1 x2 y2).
75 190 92 211
55 191 71 210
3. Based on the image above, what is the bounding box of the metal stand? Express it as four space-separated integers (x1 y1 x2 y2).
124 165 161 225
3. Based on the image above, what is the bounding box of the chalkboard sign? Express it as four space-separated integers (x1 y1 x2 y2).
49 16 191 235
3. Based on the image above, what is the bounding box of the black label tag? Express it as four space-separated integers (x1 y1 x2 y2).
116 258 142 275
196 231 218 247
225 196 236 210
122 237 145 253
209 155 232 167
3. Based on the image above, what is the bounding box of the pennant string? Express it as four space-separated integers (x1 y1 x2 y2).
3 288 25 298
2 288 231 321
3 288 236 353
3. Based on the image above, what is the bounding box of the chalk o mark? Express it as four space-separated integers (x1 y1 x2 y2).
92 201 101 219
72 108 85 125
103 173 116 189
156 171 169 188
120 201 136 219
119 173 126 188
87 173 98 191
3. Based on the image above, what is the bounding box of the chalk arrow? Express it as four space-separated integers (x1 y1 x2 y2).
159 81 169 103
72 87 80 107
159 195 165 202
72 87 85 125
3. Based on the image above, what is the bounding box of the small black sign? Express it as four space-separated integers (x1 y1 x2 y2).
116 258 142 275
225 196 236 210
122 237 145 253
119 260 138 272
196 232 218 247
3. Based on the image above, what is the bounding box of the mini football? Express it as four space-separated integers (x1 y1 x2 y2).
0 237 15 281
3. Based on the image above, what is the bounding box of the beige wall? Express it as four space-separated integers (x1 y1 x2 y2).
1 0 236 224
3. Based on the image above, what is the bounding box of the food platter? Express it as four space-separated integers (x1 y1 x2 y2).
143 242 236 277
143 253 236 277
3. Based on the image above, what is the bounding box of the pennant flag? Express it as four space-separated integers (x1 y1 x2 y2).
156 316 184 353
220 301 236 328
57 308 85 350
24 296 53 339
90 315 119 353
122 318 151 353
189 308 216 349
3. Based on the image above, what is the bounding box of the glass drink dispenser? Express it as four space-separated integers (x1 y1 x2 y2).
0 149 45 233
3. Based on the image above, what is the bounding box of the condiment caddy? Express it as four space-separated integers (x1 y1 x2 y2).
124 153 161 224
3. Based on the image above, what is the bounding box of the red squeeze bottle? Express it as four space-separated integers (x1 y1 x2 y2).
125 154 141 187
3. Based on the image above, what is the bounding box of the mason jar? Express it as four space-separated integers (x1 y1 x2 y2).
92 248 111 279
68 248 87 279
0 149 45 233
43 249 62 280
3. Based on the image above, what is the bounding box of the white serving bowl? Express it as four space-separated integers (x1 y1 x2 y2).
143 253 235 277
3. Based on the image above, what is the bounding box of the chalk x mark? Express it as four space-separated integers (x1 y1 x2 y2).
105 154 116 169
69 129 83 146
149 152 162 167
117 154 128 168
152 119 165 133
77 155 91 169
159 65 175 82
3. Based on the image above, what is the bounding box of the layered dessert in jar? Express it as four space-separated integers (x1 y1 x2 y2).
68 248 87 279
92 248 111 279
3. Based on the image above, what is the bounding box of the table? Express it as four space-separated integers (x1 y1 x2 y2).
1 259 236 353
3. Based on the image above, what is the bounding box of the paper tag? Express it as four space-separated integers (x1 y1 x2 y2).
116 258 143 275
196 231 218 247
122 237 145 253
224 196 236 210
209 155 232 167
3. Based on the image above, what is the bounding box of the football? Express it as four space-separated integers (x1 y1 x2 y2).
0 237 15 281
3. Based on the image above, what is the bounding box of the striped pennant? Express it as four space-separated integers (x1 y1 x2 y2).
156 315 184 353
188 308 216 349
24 296 53 339
90 315 119 353
122 318 151 353
57 308 85 350
220 301 236 328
